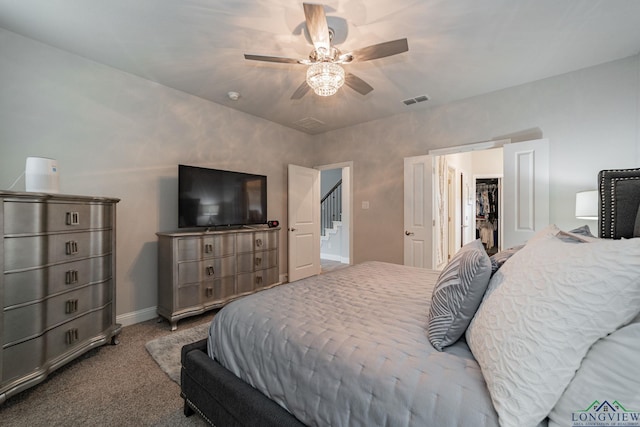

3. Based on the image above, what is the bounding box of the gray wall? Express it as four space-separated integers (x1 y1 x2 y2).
2 26 639 322
314 55 640 264
0 30 315 324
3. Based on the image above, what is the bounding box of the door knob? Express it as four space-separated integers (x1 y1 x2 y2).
289 227 296 232
405 231 414 236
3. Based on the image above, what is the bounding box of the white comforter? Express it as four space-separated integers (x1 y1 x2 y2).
208 261 499 427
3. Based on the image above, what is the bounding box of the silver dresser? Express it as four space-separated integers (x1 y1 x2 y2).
156 227 280 330
0 191 119 404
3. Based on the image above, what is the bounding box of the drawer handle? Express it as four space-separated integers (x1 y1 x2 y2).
65 270 79 284
205 287 213 297
255 257 262 267
255 275 263 285
65 299 79 314
65 240 79 255
204 243 214 253
255 238 263 247
66 328 79 345
66 211 80 226
206 266 214 276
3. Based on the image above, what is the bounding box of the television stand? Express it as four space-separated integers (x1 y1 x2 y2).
156 227 281 330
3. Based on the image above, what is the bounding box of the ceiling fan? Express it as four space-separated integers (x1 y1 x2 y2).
244 3 409 99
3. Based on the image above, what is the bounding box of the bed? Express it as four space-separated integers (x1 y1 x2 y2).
180 168 640 427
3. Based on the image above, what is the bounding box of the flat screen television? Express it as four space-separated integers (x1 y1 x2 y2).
178 165 267 228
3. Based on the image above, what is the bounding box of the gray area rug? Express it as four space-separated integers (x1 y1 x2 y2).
145 322 210 384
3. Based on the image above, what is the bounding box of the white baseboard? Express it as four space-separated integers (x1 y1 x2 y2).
116 306 158 327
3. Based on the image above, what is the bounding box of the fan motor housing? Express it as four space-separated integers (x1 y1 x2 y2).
310 46 340 62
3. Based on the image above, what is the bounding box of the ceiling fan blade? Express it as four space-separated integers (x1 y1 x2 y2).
345 73 373 95
291 81 311 100
303 3 330 52
244 54 303 64
343 38 409 63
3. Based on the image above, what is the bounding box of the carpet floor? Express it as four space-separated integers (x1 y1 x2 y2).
0 312 215 426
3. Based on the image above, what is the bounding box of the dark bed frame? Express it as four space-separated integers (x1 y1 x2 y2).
180 168 640 426
180 339 305 426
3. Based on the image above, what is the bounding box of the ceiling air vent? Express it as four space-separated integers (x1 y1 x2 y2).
403 95 430 106
293 116 326 132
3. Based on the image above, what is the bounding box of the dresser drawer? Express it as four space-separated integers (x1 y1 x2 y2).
237 267 278 294
237 249 277 273
2 335 44 385
177 255 235 285
175 276 237 311
45 307 113 364
4 230 112 271
256 231 277 251
177 237 202 261
237 231 277 253
177 234 235 261
203 234 235 258
3 255 112 308
3 280 113 345
202 276 236 305
177 283 200 309
3 201 113 234
236 272 255 295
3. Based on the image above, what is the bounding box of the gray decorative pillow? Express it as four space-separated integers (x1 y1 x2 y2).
568 224 596 238
556 225 598 243
427 239 491 351
489 245 524 276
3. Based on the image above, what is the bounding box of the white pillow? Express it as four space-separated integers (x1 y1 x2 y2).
526 223 562 243
466 235 640 427
548 314 640 427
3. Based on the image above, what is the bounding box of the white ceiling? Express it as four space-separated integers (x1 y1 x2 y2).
2 0 640 134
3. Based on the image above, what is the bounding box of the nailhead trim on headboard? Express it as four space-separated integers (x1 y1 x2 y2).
598 168 640 239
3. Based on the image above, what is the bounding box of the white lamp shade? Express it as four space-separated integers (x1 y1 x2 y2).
575 190 598 220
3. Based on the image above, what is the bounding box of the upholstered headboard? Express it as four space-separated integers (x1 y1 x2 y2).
598 168 640 239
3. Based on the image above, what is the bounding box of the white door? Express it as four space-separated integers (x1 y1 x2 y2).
288 164 321 282
404 155 435 269
502 138 550 248
447 165 457 261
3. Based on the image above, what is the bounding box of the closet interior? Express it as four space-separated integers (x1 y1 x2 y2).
475 178 500 255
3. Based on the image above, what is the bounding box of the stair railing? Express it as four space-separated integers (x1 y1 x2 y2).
321 179 342 236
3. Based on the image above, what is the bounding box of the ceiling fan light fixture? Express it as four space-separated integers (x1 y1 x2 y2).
306 62 345 96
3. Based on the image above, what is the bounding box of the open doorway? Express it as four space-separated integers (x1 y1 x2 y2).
403 143 504 270
404 139 549 270
430 148 503 268
318 162 352 273
436 148 504 262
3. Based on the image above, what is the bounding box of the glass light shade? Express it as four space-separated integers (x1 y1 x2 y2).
575 190 598 220
306 62 345 96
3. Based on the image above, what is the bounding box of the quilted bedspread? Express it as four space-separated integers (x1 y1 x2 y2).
208 261 499 427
